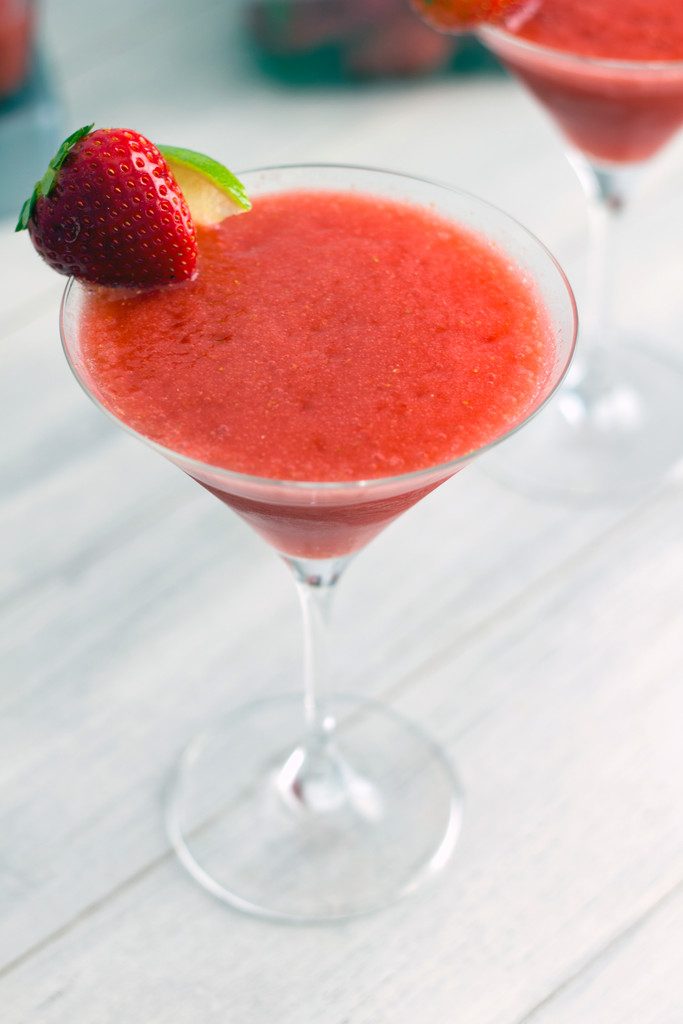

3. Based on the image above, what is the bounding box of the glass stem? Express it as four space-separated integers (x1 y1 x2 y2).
571 157 640 370
294 564 340 738
277 555 352 812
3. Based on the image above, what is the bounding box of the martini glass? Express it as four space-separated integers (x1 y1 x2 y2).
474 21 683 502
60 165 576 922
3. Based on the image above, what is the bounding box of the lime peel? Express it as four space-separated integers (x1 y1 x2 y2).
159 145 251 227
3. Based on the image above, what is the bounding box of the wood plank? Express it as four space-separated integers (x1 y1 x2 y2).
1 483 683 1021
514 882 683 1023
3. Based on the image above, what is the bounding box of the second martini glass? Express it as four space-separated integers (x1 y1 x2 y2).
61 165 576 922
474 19 683 501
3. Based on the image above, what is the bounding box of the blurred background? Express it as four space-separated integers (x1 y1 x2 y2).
3 3 683 1022
3 0 683 328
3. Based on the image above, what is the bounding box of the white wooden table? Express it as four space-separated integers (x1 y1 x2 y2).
2 2 683 1020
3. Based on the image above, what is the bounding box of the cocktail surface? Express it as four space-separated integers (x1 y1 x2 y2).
515 0 683 62
79 190 554 482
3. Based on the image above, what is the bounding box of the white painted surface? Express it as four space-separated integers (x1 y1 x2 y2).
2 1 683 1020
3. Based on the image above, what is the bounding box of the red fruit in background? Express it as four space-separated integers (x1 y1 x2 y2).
248 0 394 55
0 0 34 98
17 125 197 288
248 0 458 80
346 8 455 77
411 0 534 32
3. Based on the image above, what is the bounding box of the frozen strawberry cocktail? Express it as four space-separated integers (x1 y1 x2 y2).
17 125 561 558
481 0 683 164
74 187 556 556
78 190 554 482
412 0 683 164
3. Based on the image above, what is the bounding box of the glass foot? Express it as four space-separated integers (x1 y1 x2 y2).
166 694 462 922
481 344 683 505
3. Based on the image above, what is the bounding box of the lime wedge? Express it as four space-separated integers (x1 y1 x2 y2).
159 145 251 226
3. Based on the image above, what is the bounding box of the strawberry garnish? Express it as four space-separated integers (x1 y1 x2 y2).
411 0 534 32
16 125 198 288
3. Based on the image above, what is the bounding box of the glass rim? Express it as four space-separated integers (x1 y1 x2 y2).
60 161 578 495
478 23 683 75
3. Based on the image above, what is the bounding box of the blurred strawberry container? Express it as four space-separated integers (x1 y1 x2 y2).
0 0 34 100
0 0 61 222
247 0 460 80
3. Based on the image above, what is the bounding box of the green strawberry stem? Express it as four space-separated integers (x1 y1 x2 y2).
16 124 94 232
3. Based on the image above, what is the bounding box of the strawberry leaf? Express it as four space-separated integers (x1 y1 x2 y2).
48 123 95 175
15 123 95 232
15 195 34 233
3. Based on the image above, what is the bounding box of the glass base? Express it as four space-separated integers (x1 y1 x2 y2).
481 344 683 505
166 693 462 922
